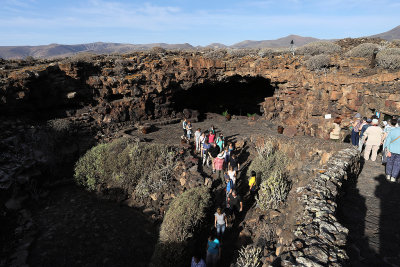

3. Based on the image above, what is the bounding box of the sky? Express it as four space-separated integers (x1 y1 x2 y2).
0 0 399 46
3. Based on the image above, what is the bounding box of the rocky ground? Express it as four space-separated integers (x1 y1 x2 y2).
338 157 400 266
28 185 157 267
3 115 400 267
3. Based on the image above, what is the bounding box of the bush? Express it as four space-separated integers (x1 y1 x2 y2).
203 48 227 59
150 46 167 54
305 54 331 71
228 48 258 58
235 245 262 267
151 186 211 267
391 39 400 47
47 118 72 132
345 43 379 57
257 171 290 210
297 41 341 56
247 141 290 210
74 139 177 195
376 48 400 70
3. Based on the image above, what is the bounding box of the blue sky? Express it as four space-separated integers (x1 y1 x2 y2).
0 0 399 46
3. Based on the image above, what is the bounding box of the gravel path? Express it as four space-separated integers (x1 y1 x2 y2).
338 157 400 266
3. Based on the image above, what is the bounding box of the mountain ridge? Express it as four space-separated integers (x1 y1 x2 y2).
1 25 399 59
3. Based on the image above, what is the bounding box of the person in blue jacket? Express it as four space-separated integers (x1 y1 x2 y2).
383 119 400 182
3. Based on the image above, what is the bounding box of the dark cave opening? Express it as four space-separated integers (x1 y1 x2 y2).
171 75 277 118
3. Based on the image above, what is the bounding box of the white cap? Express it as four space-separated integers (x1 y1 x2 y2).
372 119 379 125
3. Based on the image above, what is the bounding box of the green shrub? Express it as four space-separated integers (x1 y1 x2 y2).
151 186 211 267
305 54 331 71
297 41 341 56
247 141 290 210
376 48 400 70
235 245 262 267
345 43 379 57
74 143 108 190
257 171 290 210
74 139 177 195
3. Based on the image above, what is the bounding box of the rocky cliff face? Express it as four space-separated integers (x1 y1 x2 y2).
1 52 399 138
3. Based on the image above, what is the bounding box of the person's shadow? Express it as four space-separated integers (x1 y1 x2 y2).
374 175 400 266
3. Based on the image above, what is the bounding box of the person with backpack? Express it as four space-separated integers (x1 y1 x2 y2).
384 118 400 182
358 118 372 152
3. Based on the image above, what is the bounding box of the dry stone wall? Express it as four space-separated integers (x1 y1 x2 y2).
1 53 400 139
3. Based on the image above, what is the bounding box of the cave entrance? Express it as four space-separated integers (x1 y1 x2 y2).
171 75 277 119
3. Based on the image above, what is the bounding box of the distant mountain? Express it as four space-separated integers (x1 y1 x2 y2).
369 25 400 41
0 42 194 59
231 35 320 48
1 25 399 59
205 43 228 49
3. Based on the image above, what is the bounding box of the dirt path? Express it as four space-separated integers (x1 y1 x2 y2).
29 185 158 267
338 158 400 266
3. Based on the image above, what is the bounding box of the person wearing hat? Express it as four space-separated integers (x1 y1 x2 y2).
362 118 384 161
358 118 372 152
384 118 400 182
351 113 362 146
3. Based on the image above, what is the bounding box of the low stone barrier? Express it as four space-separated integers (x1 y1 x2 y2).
286 148 360 266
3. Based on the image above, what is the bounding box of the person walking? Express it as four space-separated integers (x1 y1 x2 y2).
208 143 220 174
351 113 362 146
358 118 372 152
199 132 206 157
216 133 225 151
194 128 202 153
227 165 237 185
248 170 257 196
384 119 400 182
227 190 243 222
202 139 211 167
214 208 228 238
182 118 188 139
191 252 206 267
208 131 216 144
228 153 240 172
329 117 342 141
362 119 383 161
186 121 193 140
215 150 225 181
206 233 221 267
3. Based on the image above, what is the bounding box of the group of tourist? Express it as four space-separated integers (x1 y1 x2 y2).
183 119 257 267
330 113 400 183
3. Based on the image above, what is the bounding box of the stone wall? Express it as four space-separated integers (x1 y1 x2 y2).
1 53 399 139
